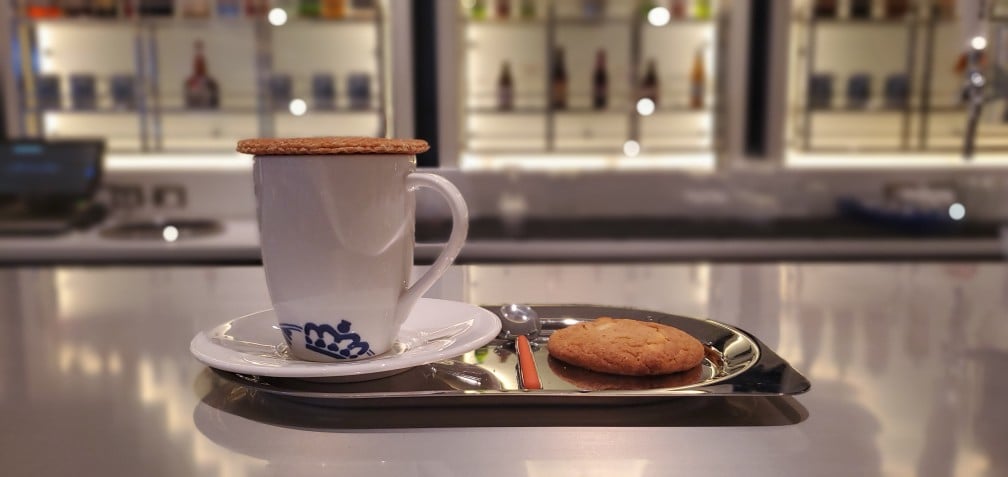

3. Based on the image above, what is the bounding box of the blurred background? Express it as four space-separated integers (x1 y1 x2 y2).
2 0 1008 263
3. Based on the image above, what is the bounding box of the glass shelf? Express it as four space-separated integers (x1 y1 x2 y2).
33 108 139 114
158 107 261 114
19 10 378 24
803 17 918 25
269 108 382 114
807 107 913 114
459 18 548 25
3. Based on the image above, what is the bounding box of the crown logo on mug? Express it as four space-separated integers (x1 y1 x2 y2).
279 321 373 360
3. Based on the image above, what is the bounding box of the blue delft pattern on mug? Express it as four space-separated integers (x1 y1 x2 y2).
279 320 374 359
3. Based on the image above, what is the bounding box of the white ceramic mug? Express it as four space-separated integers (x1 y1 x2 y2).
253 152 468 362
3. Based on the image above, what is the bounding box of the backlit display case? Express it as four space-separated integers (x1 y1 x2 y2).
1 0 389 153
785 0 1008 165
451 0 729 170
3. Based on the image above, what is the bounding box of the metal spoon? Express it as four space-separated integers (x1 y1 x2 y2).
498 303 542 340
498 304 543 390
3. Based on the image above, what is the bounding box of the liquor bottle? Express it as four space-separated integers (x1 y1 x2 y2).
300 0 321 18
519 0 535 19
497 61 514 110
184 41 220 109
90 0 117 17
694 0 711 20
639 59 659 105
495 0 510 19
933 0 955 18
850 0 871 19
62 0 91 17
689 49 706 109
470 0 487 20
592 49 608 110
138 0 173 16
812 0 836 18
245 0 269 16
549 48 568 109
671 0 686 19
637 0 655 19
885 0 909 19
181 0 210 18
321 0 346 19
26 0 62 18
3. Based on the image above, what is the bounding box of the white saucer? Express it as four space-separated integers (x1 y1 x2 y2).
190 298 502 382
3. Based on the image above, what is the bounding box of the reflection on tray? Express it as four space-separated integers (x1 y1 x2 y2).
548 356 703 391
196 368 810 430
227 358 507 394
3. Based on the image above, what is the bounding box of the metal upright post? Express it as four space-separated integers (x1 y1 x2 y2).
628 8 641 146
918 8 938 151
0 0 27 137
253 17 275 138
145 21 164 151
374 2 388 138
545 2 556 152
900 14 918 151
801 7 816 151
133 7 151 152
16 21 42 137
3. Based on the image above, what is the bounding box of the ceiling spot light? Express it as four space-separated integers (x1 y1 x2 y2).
948 203 965 221
268 8 288 26
289 98 307 116
623 140 641 157
162 225 179 243
636 98 656 116
647 7 671 27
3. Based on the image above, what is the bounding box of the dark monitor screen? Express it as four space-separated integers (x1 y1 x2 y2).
0 140 104 199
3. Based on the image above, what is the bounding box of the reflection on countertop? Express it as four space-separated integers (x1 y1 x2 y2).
418 216 1005 241
0 215 1006 264
1 262 1007 476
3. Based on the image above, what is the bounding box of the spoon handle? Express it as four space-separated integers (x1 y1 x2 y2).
516 335 542 390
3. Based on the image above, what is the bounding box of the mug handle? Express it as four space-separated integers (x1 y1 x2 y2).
396 172 469 326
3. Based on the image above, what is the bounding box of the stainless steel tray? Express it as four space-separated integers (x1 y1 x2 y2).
212 305 810 407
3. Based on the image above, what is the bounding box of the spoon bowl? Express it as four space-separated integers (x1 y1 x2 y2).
498 303 541 340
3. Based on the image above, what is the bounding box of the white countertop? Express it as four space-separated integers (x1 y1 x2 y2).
2 262 1006 476
1 218 1005 263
